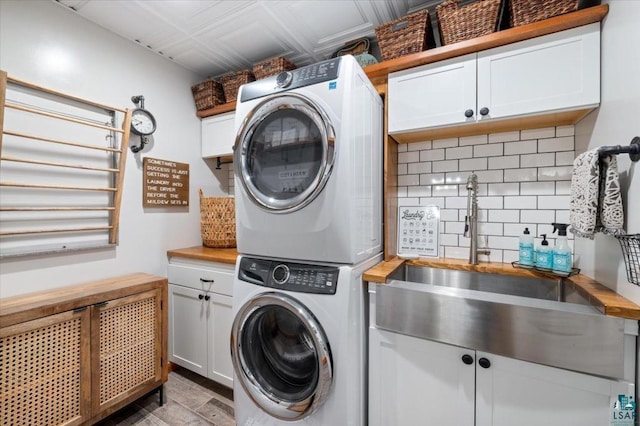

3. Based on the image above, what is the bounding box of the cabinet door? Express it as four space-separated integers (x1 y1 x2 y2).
0 309 91 426
369 328 475 426
207 293 234 387
388 54 477 134
202 111 236 158
92 289 163 414
168 284 209 376
477 23 600 121
476 351 630 426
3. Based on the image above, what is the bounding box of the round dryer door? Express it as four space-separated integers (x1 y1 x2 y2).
234 93 335 213
231 292 333 421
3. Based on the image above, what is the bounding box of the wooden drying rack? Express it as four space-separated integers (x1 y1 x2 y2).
0 70 132 254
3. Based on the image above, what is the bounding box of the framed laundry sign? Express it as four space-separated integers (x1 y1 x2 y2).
143 157 189 207
397 205 440 258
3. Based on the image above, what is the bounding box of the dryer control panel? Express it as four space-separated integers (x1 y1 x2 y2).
238 256 339 295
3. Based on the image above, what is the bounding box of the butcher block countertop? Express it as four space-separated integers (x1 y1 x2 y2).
364 257 640 320
167 246 238 265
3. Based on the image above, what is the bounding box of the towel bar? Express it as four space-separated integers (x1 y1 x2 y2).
598 136 640 162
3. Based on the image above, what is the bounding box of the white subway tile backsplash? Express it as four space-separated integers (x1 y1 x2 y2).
488 155 519 169
477 196 503 209
488 209 520 223
407 186 432 197
445 172 469 185
397 144 408 152
459 209 488 223
397 163 408 175
420 173 445 185
555 181 571 195
398 151 420 163
556 125 575 137
445 197 468 209
521 127 555 139
433 185 459 197
432 138 458 149
460 134 488 146
408 162 432 174
418 197 445 209
539 136 574 152
459 157 488 171
503 250 520 263
446 221 466 234
487 236 519 250
504 223 537 237
397 186 408 197
474 143 503 157
538 166 572 181
446 146 473 160
556 210 570 224
401 197 420 205
408 141 432 151
489 131 520 144
398 174 420 186
504 140 537 155
433 159 459 172
440 233 459 246
555 151 575 166
478 222 503 235
520 153 555 168
538 195 570 209
488 183 519 196
458 183 487 196
504 168 537 182
439 209 459 222
474 170 503 183
445 246 468 260
521 210 555 224
504 196 537 209
521 181 555 195
422 149 445 161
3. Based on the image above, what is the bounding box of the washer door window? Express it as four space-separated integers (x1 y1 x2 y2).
231 292 333 420
234 93 335 213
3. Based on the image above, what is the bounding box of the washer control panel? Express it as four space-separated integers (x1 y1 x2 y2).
238 256 339 295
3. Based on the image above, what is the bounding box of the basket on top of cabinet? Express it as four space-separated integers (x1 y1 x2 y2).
220 70 255 103
436 0 505 46
191 79 225 111
509 0 601 27
375 9 437 61
253 56 296 80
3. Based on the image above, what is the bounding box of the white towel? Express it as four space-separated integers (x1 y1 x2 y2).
569 149 624 239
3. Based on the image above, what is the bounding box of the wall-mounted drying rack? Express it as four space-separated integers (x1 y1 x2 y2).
598 136 640 161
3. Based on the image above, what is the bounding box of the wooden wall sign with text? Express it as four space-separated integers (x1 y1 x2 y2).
143 157 189 207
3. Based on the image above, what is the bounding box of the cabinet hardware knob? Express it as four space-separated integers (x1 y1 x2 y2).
479 107 490 116
478 357 491 369
461 354 474 365
200 278 215 283
464 109 474 118
198 294 204 300
204 295 210 301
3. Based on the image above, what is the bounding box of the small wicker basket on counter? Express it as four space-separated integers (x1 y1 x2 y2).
375 9 436 61
509 0 601 27
191 79 225 111
253 56 296 80
436 0 503 45
220 70 255 103
199 189 236 248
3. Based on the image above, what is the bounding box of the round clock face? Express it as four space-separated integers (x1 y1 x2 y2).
131 108 156 136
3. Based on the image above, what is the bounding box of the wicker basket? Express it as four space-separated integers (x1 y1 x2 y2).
220 70 255 103
375 9 436 61
253 56 296 81
191 79 225 111
510 0 600 27
436 0 503 45
199 189 236 248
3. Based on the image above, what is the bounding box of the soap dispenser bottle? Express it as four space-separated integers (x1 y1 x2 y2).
519 227 534 266
552 223 572 274
535 234 553 269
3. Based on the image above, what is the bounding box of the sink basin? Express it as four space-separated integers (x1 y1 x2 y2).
389 265 592 305
375 265 636 380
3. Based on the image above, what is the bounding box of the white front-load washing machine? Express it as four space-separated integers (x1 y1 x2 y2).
231 253 381 425
233 55 383 264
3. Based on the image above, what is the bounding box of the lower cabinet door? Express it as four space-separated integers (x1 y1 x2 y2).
476 351 630 426
369 328 475 426
208 293 233 387
168 284 208 376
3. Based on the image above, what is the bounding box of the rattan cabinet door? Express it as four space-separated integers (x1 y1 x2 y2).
91 288 163 415
0 308 92 426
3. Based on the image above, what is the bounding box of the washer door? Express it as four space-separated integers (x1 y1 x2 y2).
231 292 333 421
234 93 335 213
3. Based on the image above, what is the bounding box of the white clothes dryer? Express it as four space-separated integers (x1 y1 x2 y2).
233 55 383 264
230 253 381 426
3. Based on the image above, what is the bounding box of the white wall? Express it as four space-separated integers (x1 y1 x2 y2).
575 0 640 304
0 0 228 298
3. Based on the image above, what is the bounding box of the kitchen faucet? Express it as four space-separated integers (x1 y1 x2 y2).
464 172 490 265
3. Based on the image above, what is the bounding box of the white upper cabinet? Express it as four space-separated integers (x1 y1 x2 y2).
202 111 236 158
388 23 601 141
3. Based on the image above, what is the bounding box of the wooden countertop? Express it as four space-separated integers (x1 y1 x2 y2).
364 257 640 320
167 246 238 265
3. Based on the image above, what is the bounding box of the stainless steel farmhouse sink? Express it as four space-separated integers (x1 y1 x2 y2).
375 265 638 381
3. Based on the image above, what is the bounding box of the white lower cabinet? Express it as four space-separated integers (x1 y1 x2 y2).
369 327 631 426
168 258 234 387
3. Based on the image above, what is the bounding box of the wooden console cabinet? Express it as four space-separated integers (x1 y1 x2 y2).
0 273 168 425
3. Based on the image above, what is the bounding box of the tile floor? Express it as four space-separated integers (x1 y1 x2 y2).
97 366 235 425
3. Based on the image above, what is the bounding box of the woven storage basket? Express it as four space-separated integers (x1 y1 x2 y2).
253 56 296 80
199 189 236 248
436 0 503 45
191 79 225 111
375 9 436 61
220 70 255 103
510 0 600 27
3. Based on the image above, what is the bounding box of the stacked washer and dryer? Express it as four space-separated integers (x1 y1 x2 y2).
230 55 383 425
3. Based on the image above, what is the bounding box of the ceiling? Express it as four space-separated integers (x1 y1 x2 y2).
53 0 441 78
